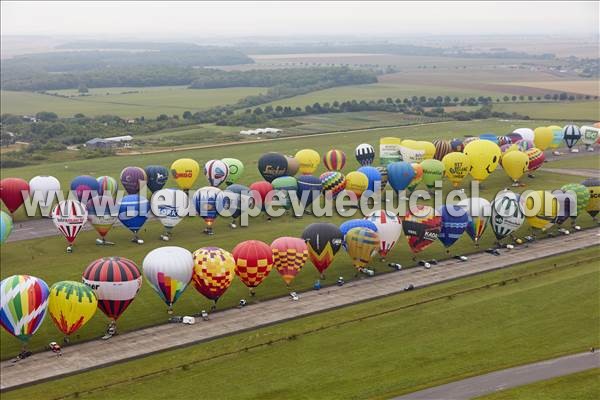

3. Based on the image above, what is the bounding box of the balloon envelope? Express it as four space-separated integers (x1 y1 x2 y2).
355 144 375 166
258 153 288 182
142 246 193 308
120 167 147 195
433 139 452 160
232 240 274 289
365 210 402 257
438 205 469 248
502 151 529 182
1 178 30 214
204 159 229 187
490 191 525 240
193 187 222 227
464 140 501 181
560 183 590 223
97 176 118 197
155 188 188 230
1 211 13 244
29 176 60 208
70 176 98 202
297 175 322 208
458 197 491 244
222 158 244 185
170 158 200 190
145 165 169 193
295 149 321 175
402 205 441 253
48 281 97 335
563 125 581 149
526 148 545 172
345 227 379 270
320 171 346 198
421 159 445 189
323 149 346 171
582 177 600 218
301 223 343 274
249 181 273 211
86 195 117 238
345 171 369 197
118 195 149 233
533 127 553 150
442 152 470 187
271 237 308 285
52 200 87 245
357 166 382 193
192 247 235 301
0 275 49 342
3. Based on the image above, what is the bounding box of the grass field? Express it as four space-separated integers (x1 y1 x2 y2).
544 154 600 169
0 86 265 118
493 102 600 121
497 80 600 97
475 368 600 400
3 248 598 400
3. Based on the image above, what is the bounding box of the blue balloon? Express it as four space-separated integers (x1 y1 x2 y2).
438 205 469 248
193 188 223 223
70 175 99 201
297 175 322 208
223 184 253 219
118 194 149 233
357 166 382 193
387 162 415 192
145 165 169 193
479 133 498 144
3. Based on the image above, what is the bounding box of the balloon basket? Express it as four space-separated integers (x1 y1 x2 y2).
66 245 73 253
131 236 144 244
203 227 214 235
96 238 115 246
230 222 237 229
249 288 256 297
160 234 170 241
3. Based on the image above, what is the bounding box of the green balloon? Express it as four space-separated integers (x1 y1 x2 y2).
271 176 298 210
421 159 445 189
1 211 13 244
561 183 590 221
222 158 244 185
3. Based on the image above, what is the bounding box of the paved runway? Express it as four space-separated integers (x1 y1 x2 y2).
1 228 598 391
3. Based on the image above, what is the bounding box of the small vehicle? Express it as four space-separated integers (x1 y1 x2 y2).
313 280 322 290
49 342 62 356
404 284 415 291
362 268 375 276
182 316 195 325
388 263 402 270
336 277 345 286
429 259 438 265
505 244 515 250
168 316 184 323
290 292 299 301
485 248 501 256
201 310 209 321
418 260 431 269
239 299 247 307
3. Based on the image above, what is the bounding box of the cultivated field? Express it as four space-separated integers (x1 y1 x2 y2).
495 80 600 97
493 101 600 121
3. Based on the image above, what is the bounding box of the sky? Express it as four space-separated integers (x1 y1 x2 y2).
1 1 598 38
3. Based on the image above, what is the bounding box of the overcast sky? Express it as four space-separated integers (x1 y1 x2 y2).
2 1 598 38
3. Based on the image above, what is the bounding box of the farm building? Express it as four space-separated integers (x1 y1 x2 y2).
240 127 282 135
85 135 133 149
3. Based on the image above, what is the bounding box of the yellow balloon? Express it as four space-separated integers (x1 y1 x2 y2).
48 281 97 336
295 149 320 175
406 141 435 159
400 139 417 149
442 152 470 187
345 171 369 197
463 140 501 181
533 126 553 151
501 151 529 182
523 191 557 231
170 158 200 190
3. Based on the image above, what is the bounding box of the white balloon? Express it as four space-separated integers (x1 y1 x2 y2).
29 175 60 209
152 188 189 229
52 200 87 244
512 128 534 143
142 246 193 308
365 210 402 257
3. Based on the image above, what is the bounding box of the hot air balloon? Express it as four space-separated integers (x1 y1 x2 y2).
320 171 346 198
497 136 512 146
232 240 274 295
560 183 590 226
82 257 142 325
345 171 368 199
421 159 445 190
70 175 98 202
581 177 600 220
442 152 470 188
438 205 469 251
301 223 343 277
563 125 581 149
48 281 97 337
97 176 118 197
533 126 553 151
222 158 244 185
357 166 382 193
1 178 30 214
581 126 600 150
416 141 436 160
192 247 235 308
87 195 117 244
323 149 346 171
516 140 534 152
271 176 298 211
285 156 300 176
145 165 169 193
553 190 575 227
490 190 524 242
399 146 425 163
0 275 49 346
345 227 379 271
204 159 229 187
339 218 378 238
223 184 254 227
295 149 320 175
502 151 529 185
365 210 402 259
549 126 564 149
120 167 147 195
450 138 464 152
463 137 480 147
513 128 534 142
170 158 200 191
1 211 12 244
271 237 308 286
386 162 415 193
407 163 424 192
249 181 274 211
458 197 491 246
479 133 498 144
433 139 452 161
377 166 388 191
155 188 188 239
402 205 441 254
29 175 60 212
507 132 523 144
193 186 222 234
464 140 501 182
297 175 322 211
521 191 558 233
355 143 375 166
52 200 87 251
526 148 545 173
118 194 149 243
258 152 288 182
142 246 193 313
379 137 402 166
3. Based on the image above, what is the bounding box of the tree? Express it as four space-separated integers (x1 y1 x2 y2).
78 84 89 94
511 96 517 101
157 114 169 121
528 96 533 101
182 111 192 119
35 111 58 121
503 96 510 102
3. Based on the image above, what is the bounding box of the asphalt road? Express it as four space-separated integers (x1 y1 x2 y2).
1 228 598 391
394 352 600 400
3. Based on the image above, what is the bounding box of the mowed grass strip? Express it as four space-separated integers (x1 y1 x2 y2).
3 248 598 400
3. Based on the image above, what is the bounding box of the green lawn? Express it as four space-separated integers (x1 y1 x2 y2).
475 368 600 400
0 86 265 118
493 101 600 121
3 248 598 400
545 155 600 170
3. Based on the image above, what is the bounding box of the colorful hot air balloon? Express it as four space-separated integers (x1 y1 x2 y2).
301 223 343 276
271 176 298 210
402 205 441 254
192 247 235 306
355 143 375 166
433 139 452 161
320 171 346 198
345 171 368 198
323 149 347 171
48 281 97 336
295 149 320 175
1 178 30 214
155 188 188 238
97 176 118 197
345 227 379 271
170 158 200 191
521 191 558 232
533 126 553 151
406 163 423 192
421 159 445 190
232 240 274 294
1 211 13 244
29 175 60 210
144 165 169 193
258 153 288 182
120 167 147 195
87 195 117 242
193 187 223 234
438 205 469 250
386 162 415 193
450 138 464 152
458 197 491 245
526 148 545 173
365 210 402 258
490 190 524 241
0 275 49 343
118 194 149 242
560 183 590 225
222 158 244 185
82 257 142 322
464 140 501 182
442 152 470 188
285 155 300 176
581 177 600 220
339 218 378 239
581 126 600 149
142 246 193 312
549 126 564 149
515 140 534 152
507 132 523 144
380 137 402 166
271 237 309 286
70 175 99 202
204 159 229 187
501 151 529 184
249 181 274 211
563 125 581 149
357 166 382 193
52 200 87 248
297 175 322 210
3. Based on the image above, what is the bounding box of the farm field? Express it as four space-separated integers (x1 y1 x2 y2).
495 80 600 97
493 101 600 121
0 86 265 118
3 248 598 400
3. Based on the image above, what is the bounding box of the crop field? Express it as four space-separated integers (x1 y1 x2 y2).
495 80 600 97
1 118 595 358
0 86 265 118
4 248 598 399
493 101 600 121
